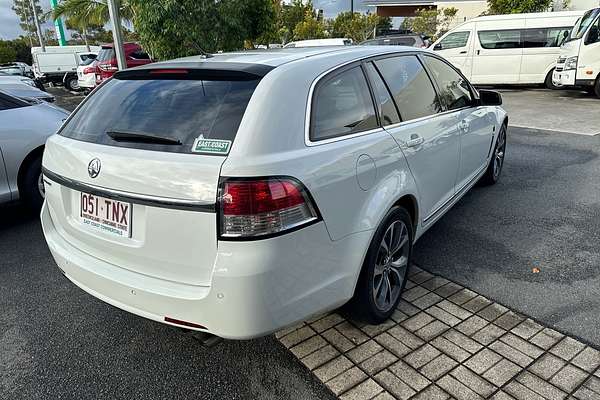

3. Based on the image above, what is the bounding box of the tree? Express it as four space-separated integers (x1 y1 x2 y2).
130 0 276 60
12 0 45 47
51 0 135 26
487 0 552 14
293 8 327 40
401 7 457 40
0 41 18 64
329 12 386 43
280 0 314 43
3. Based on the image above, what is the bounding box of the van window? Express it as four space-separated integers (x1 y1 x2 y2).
586 16 600 44
478 30 521 49
375 56 441 122
59 77 260 154
438 31 470 50
523 27 571 48
311 66 378 141
424 56 473 111
364 62 400 126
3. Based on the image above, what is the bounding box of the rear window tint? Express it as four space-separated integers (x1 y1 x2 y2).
97 48 115 62
59 77 260 154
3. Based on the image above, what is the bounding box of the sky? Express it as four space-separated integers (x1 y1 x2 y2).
0 0 374 40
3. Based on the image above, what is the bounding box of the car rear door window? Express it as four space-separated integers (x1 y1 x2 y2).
364 62 400 126
423 56 473 111
311 66 378 141
375 55 441 122
59 77 260 154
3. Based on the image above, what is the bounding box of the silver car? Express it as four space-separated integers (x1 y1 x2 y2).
0 90 68 208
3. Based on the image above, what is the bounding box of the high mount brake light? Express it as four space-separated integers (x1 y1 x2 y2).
219 177 319 239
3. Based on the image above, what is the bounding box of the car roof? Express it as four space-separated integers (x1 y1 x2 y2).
148 46 420 69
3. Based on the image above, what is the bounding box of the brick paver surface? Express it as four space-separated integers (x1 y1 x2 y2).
277 266 600 400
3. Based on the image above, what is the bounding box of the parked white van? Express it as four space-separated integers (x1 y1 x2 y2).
553 7 600 97
431 11 584 88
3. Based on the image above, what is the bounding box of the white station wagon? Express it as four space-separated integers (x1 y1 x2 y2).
41 47 507 339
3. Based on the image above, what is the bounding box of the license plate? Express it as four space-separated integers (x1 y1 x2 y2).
79 192 132 238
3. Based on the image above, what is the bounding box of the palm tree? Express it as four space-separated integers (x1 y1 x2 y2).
51 0 135 50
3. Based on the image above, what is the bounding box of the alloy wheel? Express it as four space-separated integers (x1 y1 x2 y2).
37 173 45 199
493 127 506 179
372 220 410 312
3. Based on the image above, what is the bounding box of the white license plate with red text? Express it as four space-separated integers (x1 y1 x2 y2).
79 192 132 238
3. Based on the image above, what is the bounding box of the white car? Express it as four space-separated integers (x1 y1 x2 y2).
0 90 68 208
77 58 98 90
41 47 507 339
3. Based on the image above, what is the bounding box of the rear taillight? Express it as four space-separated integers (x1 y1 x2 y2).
83 67 95 74
98 63 118 72
219 177 319 239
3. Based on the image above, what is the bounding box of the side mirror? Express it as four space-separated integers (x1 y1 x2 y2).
479 89 502 106
434 43 442 51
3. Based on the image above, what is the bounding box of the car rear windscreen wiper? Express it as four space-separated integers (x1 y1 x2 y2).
106 130 182 145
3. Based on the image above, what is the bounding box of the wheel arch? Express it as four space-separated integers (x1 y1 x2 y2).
17 145 44 196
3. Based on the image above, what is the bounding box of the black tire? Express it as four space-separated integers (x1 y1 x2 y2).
64 74 79 91
349 206 413 324
545 69 559 90
594 77 600 99
20 155 44 210
480 123 507 186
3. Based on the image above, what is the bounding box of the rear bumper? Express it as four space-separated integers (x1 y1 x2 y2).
78 74 96 88
41 200 371 339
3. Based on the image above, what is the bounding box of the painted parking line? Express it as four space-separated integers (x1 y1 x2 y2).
277 266 600 400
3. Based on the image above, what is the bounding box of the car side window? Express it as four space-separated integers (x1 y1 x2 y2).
478 30 522 49
437 32 470 50
0 94 27 111
375 55 441 122
311 66 378 141
364 62 400 126
423 56 473 111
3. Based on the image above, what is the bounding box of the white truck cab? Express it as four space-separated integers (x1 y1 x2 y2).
553 7 600 97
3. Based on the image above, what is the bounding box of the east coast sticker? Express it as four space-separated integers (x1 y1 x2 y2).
191 138 232 155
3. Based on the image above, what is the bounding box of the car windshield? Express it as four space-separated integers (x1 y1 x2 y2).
569 9 600 40
59 76 261 154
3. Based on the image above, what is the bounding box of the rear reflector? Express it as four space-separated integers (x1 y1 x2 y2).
83 67 95 74
219 177 319 239
164 316 206 330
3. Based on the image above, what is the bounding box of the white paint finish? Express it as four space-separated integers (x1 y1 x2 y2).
385 113 460 222
455 107 498 189
41 47 505 338
0 101 67 202
432 11 584 85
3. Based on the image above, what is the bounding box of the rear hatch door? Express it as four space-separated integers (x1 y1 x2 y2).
43 67 264 286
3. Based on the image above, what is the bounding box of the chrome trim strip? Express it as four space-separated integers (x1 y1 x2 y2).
42 168 216 213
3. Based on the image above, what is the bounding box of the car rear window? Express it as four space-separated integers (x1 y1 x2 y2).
59 77 260 154
97 48 115 62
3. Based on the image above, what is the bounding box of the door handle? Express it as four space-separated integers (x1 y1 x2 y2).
406 135 424 148
476 50 481 56
459 50 467 54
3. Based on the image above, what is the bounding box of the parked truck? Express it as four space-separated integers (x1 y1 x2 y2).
553 7 600 97
31 45 100 91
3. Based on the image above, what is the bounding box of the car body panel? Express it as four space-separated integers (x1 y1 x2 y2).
0 82 54 102
0 99 68 202
41 46 507 338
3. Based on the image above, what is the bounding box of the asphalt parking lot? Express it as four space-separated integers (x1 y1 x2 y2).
2 87 600 399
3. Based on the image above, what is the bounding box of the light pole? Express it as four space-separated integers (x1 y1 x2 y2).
107 0 127 70
29 0 45 51
351 0 354 14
